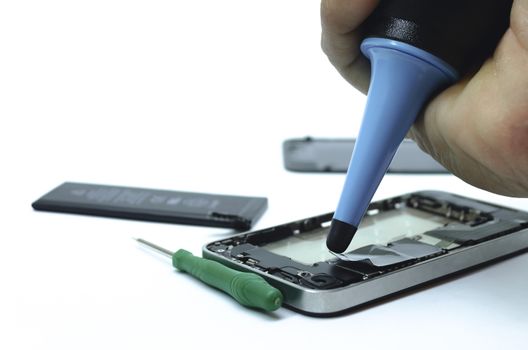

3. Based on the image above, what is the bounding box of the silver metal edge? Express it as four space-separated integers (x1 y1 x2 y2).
203 228 528 314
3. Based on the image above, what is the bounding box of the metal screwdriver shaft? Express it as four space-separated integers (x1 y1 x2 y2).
136 238 283 312
136 238 173 257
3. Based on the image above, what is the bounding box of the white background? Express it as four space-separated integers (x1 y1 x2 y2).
1 1 527 349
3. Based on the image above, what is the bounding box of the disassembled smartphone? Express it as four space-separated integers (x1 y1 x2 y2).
283 137 448 173
204 191 528 316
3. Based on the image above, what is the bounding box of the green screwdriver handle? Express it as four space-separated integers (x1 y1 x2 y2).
172 249 283 312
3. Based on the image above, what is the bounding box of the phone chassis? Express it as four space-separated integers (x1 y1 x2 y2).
203 191 528 316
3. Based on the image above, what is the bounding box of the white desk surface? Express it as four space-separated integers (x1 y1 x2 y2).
2 1 527 349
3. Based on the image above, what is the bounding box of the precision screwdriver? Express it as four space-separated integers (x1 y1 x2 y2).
136 238 283 312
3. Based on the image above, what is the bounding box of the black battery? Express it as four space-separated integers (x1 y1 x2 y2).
32 182 267 231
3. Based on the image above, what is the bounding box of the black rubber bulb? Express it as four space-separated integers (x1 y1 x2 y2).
365 0 513 75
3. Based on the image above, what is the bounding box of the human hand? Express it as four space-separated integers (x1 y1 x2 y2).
321 0 528 197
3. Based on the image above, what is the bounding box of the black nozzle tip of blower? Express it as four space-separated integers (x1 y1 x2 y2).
326 219 358 253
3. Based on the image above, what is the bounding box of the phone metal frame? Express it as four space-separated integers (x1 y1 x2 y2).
203 191 528 316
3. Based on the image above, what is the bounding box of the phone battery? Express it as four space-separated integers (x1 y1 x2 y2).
32 182 268 230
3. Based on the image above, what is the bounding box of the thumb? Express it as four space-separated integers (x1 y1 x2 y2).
511 0 528 50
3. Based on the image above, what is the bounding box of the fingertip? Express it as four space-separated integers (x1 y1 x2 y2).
321 0 380 34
